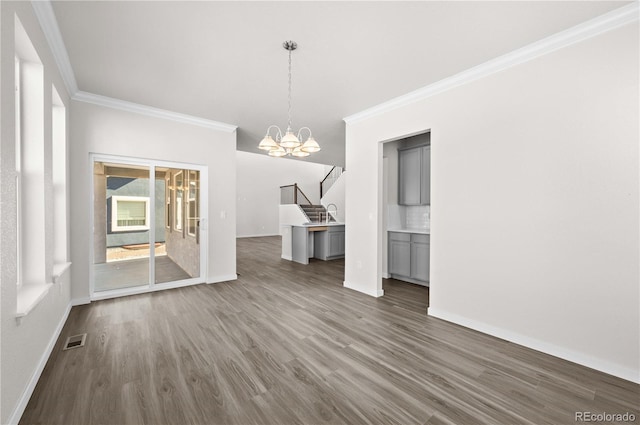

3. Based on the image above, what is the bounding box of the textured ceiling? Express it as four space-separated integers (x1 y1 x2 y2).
51 1 627 166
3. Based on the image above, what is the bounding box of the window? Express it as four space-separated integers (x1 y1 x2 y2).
173 171 183 231
52 85 68 265
187 170 199 237
15 15 48 316
15 55 22 288
111 196 150 232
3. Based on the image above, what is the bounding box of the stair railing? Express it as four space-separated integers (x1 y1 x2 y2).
280 183 312 205
320 166 343 198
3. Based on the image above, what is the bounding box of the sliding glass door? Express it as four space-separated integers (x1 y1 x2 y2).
154 167 200 284
91 156 206 298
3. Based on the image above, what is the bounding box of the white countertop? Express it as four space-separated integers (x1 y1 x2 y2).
298 222 345 227
388 228 430 235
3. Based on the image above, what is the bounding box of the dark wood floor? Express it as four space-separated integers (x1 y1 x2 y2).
21 236 639 424
94 255 192 292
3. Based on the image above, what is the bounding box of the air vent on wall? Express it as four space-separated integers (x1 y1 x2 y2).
63 333 87 350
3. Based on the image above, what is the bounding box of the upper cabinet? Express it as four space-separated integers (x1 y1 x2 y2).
420 145 430 204
399 145 430 205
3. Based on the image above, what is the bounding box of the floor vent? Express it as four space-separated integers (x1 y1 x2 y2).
63 333 87 351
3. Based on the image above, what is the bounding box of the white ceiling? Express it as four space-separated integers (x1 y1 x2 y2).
51 1 627 166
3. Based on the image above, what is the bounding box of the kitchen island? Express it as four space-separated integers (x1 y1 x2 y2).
287 223 345 265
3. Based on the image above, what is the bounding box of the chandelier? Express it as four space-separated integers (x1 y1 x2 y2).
258 41 320 158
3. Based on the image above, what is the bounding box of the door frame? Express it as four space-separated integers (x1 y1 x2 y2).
89 153 208 301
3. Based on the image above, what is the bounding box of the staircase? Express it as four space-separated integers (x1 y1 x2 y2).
300 204 336 224
320 166 343 198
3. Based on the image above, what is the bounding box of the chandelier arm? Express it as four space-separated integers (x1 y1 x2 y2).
265 125 284 141
296 127 313 140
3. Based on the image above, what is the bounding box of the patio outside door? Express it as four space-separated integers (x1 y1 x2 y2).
91 156 206 298
155 167 200 284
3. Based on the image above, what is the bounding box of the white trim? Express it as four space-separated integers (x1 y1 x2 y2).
207 274 238 284
237 233 281 238
52 261 72 284
7 302 72 425
427 307 640 385
16 283 53 318
281 254 293 261
74 91 237 132
343 281 384 298
344 2 639 124
92 278 206 301
71 297 91 306
148 165 157 287
198 168 209 282
31 0 78 95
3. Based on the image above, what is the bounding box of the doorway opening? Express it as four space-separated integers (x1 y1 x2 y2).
380 131 431 311
91 155 206 298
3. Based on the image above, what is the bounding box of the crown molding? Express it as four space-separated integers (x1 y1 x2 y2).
31 0 78 95
344 2 639 125
73 91 238 132
31 0 237 133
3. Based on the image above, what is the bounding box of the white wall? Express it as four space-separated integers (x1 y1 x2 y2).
236 151 327 237
344 22 639 382
70 101 237 300
0 3 72 423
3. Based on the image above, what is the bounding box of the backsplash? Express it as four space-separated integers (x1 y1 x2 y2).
387 204 430 230
405 205 430 230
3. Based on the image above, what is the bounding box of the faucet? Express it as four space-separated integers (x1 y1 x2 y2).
326 203 338 223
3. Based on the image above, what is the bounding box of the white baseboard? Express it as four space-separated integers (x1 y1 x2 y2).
237 233 281 238
281 254 293 261
7 302 72 425
427 307 640 384
207 274 238 284
343 281 384 298
71 296 90 306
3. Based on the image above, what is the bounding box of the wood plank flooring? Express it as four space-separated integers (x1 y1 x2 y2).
20 236 639 425
94 255 191 292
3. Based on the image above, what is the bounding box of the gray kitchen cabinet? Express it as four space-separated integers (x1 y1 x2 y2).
420 146 430 205
314 225 345 260
398 147 421 205
328 229 345 258
410 233 430 282
388 231 429 286
399 145 430 205
389 232 411 277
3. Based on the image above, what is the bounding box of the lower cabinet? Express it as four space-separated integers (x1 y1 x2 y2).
314 225 345 260
389 233 411 277
410 234 429 282
388 231 429 286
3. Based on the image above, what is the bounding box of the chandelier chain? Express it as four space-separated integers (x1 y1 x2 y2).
287 49 293 129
